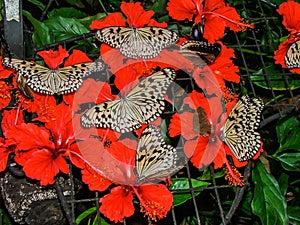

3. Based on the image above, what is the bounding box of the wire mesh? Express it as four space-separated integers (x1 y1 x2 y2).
1 0 300 225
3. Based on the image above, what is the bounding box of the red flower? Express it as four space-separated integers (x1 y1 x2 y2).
0 80 12 109
99 184 173 223
137 184 173 221
91 2 166 30
277 1 300 34
100 186 135 223
37 45 69 70
167 0 253 42
81 164 112 192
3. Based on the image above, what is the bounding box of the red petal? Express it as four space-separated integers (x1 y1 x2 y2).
64 50 92 67
278 1 300 33
0 81 11 109
81 164 112 191
90 12 125 30
0 56 15 79
138 184 173 221
37 45 69 70
23 149 68 185
100 186 135 223
121 2 153 27
167 0 199 21
5 123 54 151
203 15 226 42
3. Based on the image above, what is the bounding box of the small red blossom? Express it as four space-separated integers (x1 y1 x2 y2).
277 1 300 34
167 0 253 42
100 186 135 223
0 80 12 109
37 45 69 70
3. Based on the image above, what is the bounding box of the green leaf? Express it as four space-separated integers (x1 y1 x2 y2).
276 152 300 171
48 7 86 19
288 206 300 225
170 178 210 206
147 0 168 12
44 16 89 42
78 12 107 28
250 63 300 90
76 207 97 224
251 161 288 225
278 173 289 195
23 10 52 47
27 0 46 10
275 116 300 153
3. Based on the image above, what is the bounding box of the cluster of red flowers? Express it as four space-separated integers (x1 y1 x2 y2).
274 0 300 74
0 0 262 223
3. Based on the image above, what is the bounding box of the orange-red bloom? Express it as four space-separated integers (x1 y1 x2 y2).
100 186 135 223
37 45 69 70
277 1 300 34
274 1 300 73
0 80 12 109
167 0 253 42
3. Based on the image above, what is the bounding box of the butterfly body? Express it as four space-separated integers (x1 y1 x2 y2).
221 95 264 162
285 40 300 68
135 125 181 183
2 57 103 95
96 26 179 59
81 68 176 133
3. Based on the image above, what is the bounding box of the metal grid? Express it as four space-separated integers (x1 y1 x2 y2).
1 0 300 225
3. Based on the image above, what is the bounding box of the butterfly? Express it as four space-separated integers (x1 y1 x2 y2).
135 125 183 183
285 40 300 68
221 95 264 162
96 26 179 59
179 40 222 67
2 57 104 95
81 68 176 133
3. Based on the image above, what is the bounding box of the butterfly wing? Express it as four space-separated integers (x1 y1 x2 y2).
80 68 176 133
285 40 300 68
96 26 179 59
222 95 264 161
135 125 180 183
2 58 102 95
179 40 221 66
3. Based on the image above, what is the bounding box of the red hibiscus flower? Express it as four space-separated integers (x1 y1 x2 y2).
0 137 16 172
167 0 253 42
277 1 300 34
4 103 75 185
274 1 300 73
99 186 135 223
100 184 173 223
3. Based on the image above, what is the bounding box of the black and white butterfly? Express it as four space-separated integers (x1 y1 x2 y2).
179 40 222 67
80 68 176 133
135 125 183 183
2 57 104 95
96 26 179 59
221 95 264 162
285 40 300 68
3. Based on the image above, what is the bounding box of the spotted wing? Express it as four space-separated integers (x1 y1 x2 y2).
222 95 264 161
285 40 300 68
96 26 179 59
179 40 221 67
2 58 102 95
80 68 176 133
135 125 180 183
